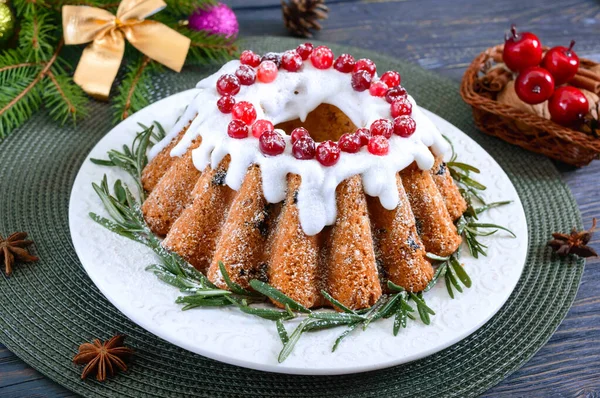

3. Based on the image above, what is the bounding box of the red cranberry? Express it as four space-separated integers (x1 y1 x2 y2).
216 74 240 96
217 95 235 113
548 86 589 126
240 50 260 67
355 127 371 146
259 130 286 156
281 50 303 72
338 133 362 153
541 40 580 85
235 65 256 85
257 61 278 83
316 140 341 166
367 135 389 156
290 127 310 144
370 119 393 138
232 101 257 125
385 86 408 103
369 81 388 97
292 136 316 159
351 70 372 92
252 119 274 138
227 120 248 139
391 98 413 117
310 46 334 69
296 43 314 60
393 115 416 137
514 66 555 105
381 71 401 88
353 58 376 77
333 54 356 73
261 52 282 68
503 24 543 72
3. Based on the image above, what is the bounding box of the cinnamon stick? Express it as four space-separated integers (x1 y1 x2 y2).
577 68 600 82
478 66 512 93
570 74 600 95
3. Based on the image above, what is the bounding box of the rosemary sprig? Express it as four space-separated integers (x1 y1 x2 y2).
90 122 166 201
87 126 518 362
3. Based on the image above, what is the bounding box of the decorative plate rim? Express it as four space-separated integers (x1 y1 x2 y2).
68 89 528 375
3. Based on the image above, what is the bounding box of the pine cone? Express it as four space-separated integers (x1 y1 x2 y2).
281 0 328 38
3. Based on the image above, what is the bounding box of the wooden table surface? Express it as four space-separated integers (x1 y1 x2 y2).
1 0 599 396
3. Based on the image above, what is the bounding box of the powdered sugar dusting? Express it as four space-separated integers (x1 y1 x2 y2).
149 59 450 235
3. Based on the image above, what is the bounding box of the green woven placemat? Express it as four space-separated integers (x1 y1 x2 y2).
0 37 584 397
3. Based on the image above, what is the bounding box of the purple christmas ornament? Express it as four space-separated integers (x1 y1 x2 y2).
188 2 239 38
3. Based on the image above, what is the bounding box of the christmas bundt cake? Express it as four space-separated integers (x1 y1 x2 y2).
141 44 467 310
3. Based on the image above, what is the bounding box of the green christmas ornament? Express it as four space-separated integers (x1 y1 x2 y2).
0 0 16 48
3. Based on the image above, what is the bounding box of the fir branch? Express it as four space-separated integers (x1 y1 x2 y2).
0 49 41 85
163 0 217 17
180 28 239 65
44 70 89 125
18 7 57 62
0 40 63 138
112 56 154 123
0 75 43 138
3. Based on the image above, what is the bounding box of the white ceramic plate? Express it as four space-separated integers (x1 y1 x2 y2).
69 89 528 375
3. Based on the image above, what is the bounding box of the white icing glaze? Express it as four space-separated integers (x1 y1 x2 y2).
149 58 450 236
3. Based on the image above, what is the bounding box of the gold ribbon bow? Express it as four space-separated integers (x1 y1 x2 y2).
63 0 190 99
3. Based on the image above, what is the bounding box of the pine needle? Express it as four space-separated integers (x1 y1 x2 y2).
112 56 155 123
44 71 89 125
181 28 239 65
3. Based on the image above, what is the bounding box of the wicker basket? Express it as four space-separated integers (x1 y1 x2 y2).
460 44 600 167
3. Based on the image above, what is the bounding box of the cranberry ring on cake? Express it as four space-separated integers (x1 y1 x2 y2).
140 44 467 311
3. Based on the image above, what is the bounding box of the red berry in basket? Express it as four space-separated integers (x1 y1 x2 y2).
351 70 372 91
252 119 274 138
296 43 314 60
292 136 316 159
370 119 393 138
514 67 555 105
259 130 286 156
333 54 356 73
381 71 401 88
316 140 341 166
354 58 376 76
391 98 413 117
291 127 310 144
257 61 278 83
369 81 389 97
281 50 303 72
261 52 282 68
548 86 589 125
227 120 248 139
235 65 256 85
541 40 580 85
217 95 235 113
368 135 389 155
503 24 543 72
394 115 416 137
240 50 260 67
338 133 362 153
385 86 408 103
310 46 334 69
232 101 257 125
216 74 240 96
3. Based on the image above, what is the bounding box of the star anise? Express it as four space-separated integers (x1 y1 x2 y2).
73 335 134 381
548 218 598 258
0 232 39 276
